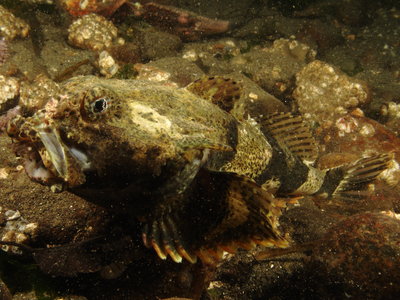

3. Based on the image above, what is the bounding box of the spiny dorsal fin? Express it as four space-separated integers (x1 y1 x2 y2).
186 76 242 112
260 112 319 163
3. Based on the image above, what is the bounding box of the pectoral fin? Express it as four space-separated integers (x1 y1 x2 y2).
142 170 288 265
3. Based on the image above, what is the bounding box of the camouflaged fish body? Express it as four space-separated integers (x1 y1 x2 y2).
7 76 392 264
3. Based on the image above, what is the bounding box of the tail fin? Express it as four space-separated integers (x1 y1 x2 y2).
316 153 393 201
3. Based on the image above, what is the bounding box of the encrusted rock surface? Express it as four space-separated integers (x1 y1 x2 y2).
98 50 119 78
0 5 30 40
68 13 121 51
293 60 370 123
19 75 60 114
312 212 400 298
0 75 19 114
232 39 316 96
136 57 205 86
0 207 38 254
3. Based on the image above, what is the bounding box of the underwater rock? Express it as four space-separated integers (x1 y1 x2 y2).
0 5 30 40
98 50 119 78
381 101 400 135
232 39 316 96
0 75 19 114
136 57 205 86
138 29 182 61
60 0 126 17
68 13 122 51
317 111 400 162
293 60 370 124
181 38 246 75
0 207 38 254
131 2 230 41
293 0 373 26
356 69 400 118
18 75 60 115
315 111 400 213
0 39 9 66
313 211 400 298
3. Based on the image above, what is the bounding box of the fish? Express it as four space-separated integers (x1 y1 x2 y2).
6 75 392 265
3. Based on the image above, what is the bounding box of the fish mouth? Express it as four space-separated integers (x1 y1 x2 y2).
13 122 91 188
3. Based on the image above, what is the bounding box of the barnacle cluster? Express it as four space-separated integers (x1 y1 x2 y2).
293 60 370 122
19 75 60 114
231 38 316 95
98 50 119 78
0 5 30 40
68 13 122 51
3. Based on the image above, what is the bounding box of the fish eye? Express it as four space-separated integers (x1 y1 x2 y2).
91 97 109 113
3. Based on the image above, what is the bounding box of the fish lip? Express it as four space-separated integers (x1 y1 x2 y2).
36 125 68 179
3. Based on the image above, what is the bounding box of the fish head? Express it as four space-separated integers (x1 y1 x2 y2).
7 77 180 189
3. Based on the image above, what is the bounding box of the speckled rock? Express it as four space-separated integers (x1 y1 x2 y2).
293 60 370 123
181 38 247 75
313 212 400 298
231 39 316 96
139 29 182 61
98 50 119 78
356 69 400 117
68 13 122 51
0 5 30 40
0 38 9 66
0 207 38 254
136 57 205 86
19 75 60 115
0 75 19 114
315 111 400 212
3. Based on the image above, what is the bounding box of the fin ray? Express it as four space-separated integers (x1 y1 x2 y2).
186 76 243 112
260 112 319 163
331 153 393 199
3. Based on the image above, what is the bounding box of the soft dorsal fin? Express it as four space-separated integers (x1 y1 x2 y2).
260 112 319 163
186 76 242 112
